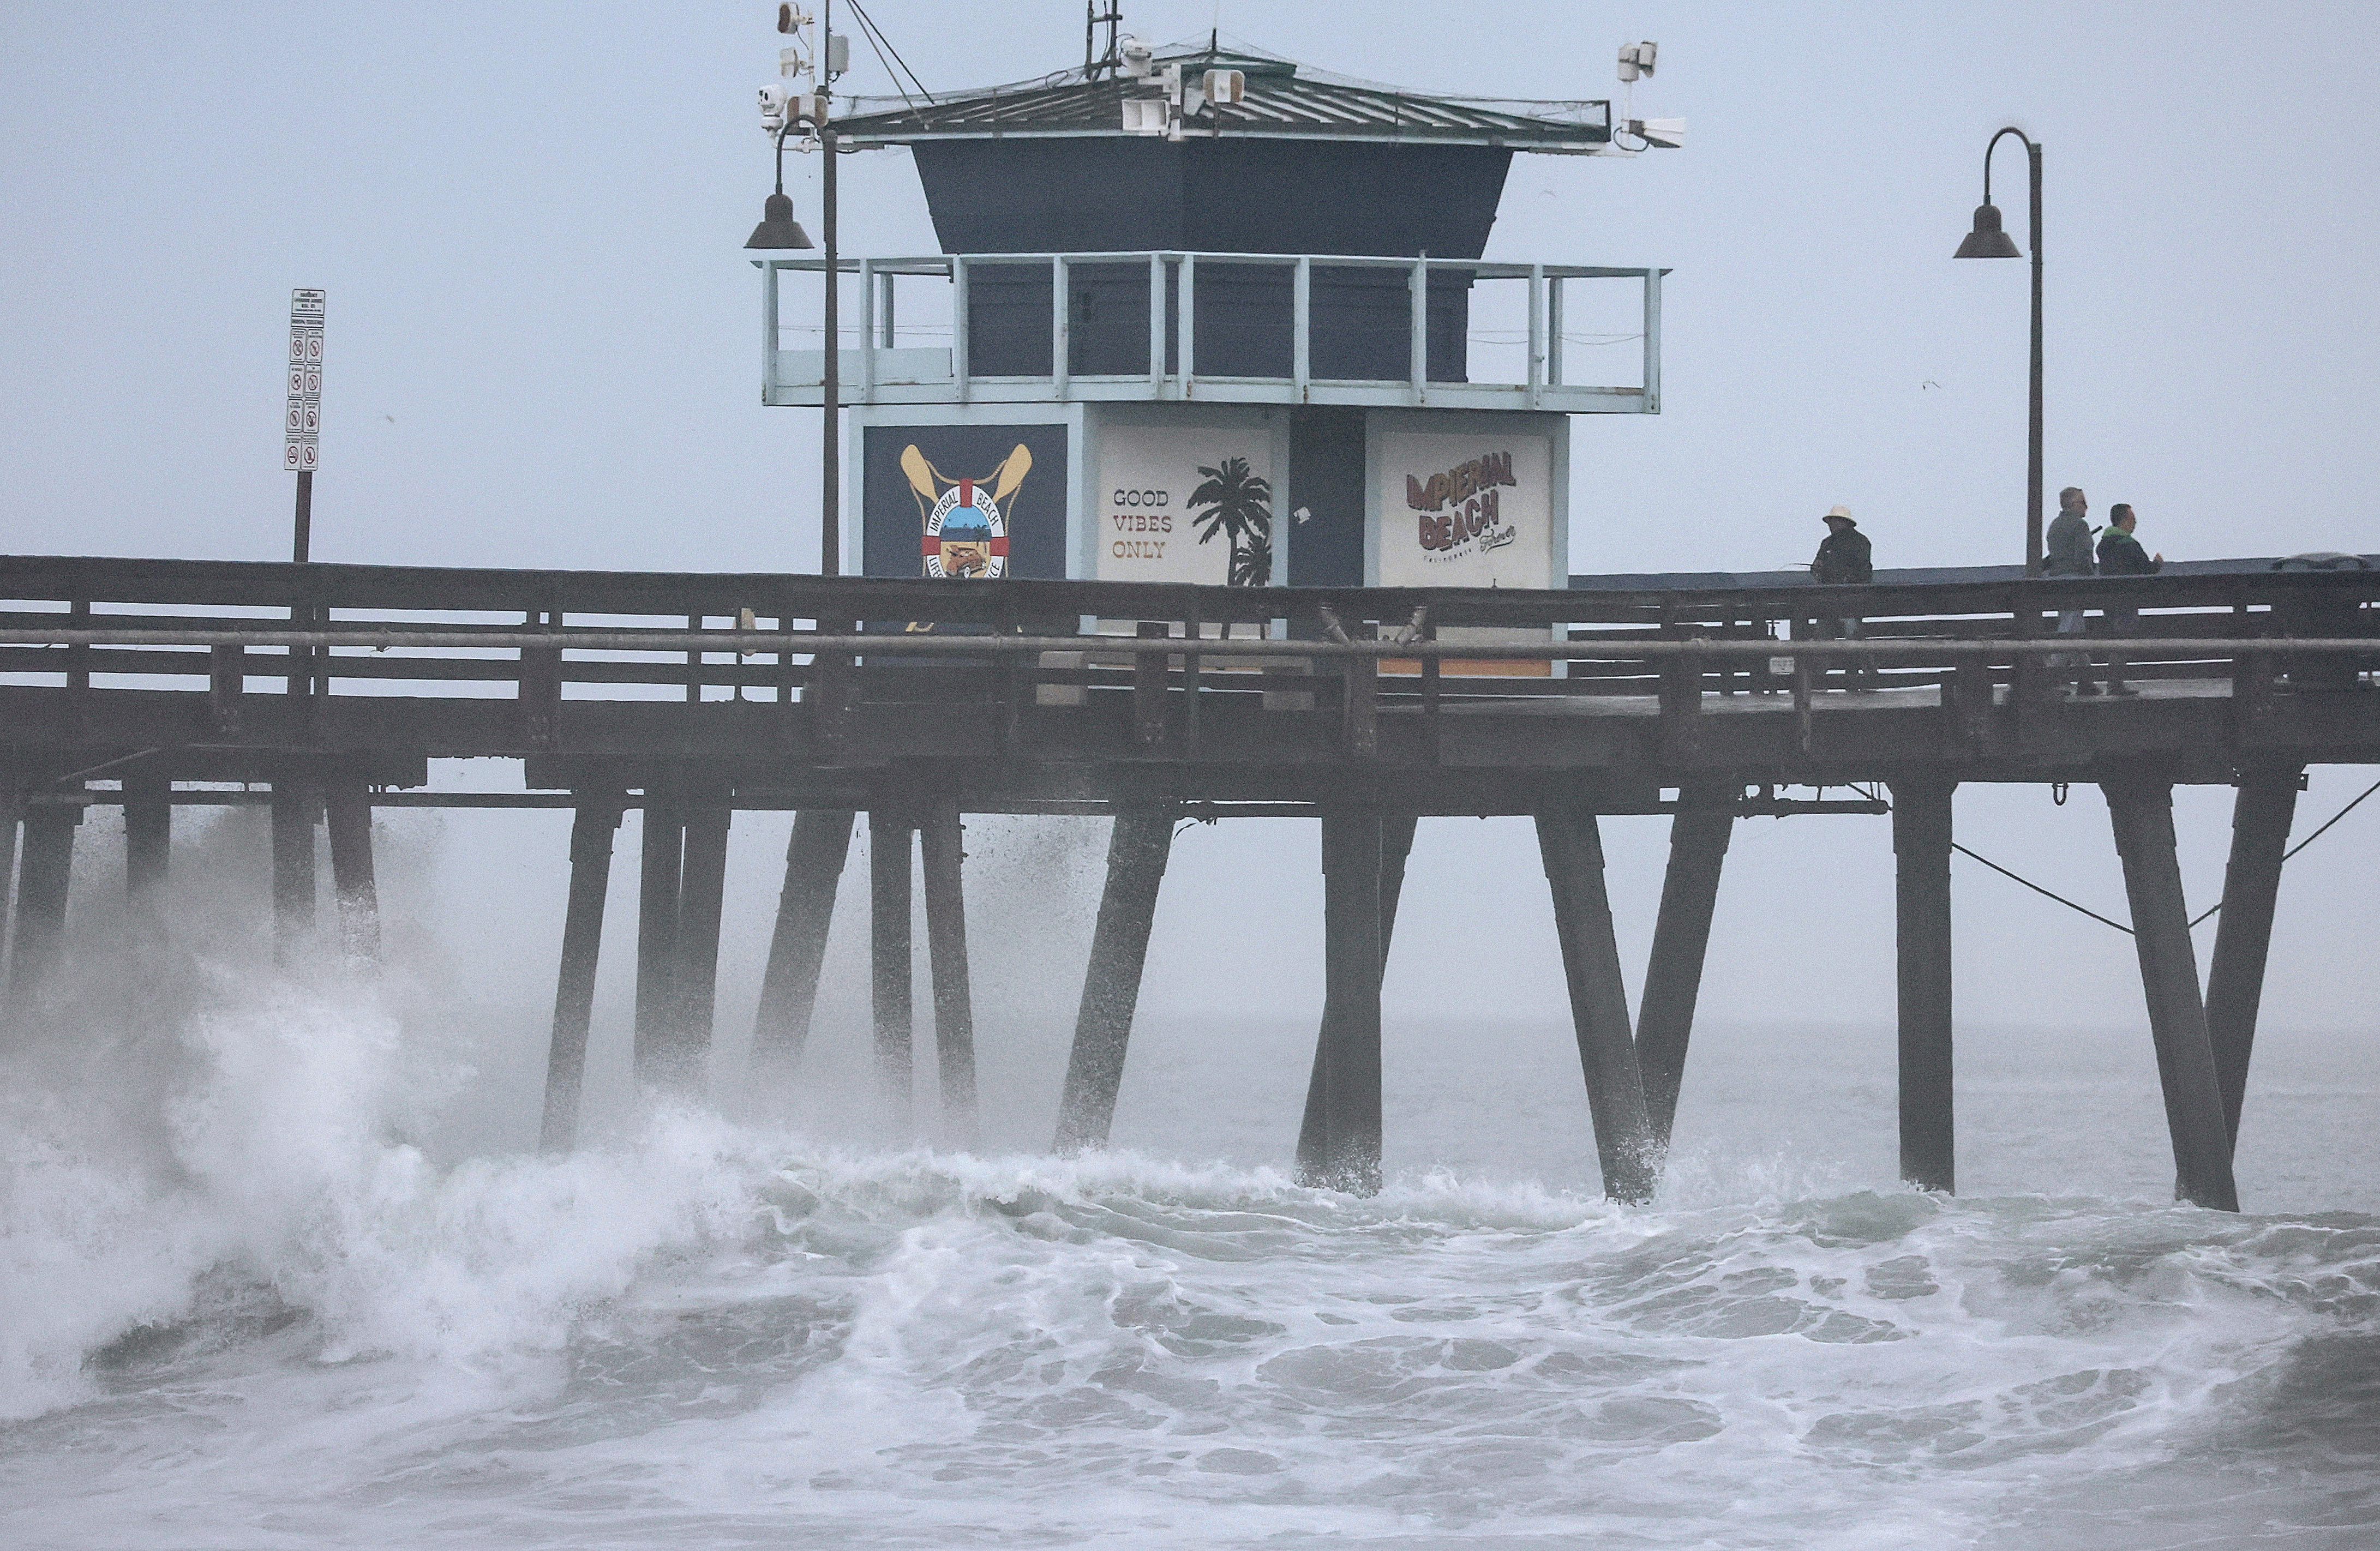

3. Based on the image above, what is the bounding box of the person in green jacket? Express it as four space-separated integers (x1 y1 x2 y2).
2094 503 2163 696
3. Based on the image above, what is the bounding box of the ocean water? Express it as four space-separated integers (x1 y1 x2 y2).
2 817 2376 1548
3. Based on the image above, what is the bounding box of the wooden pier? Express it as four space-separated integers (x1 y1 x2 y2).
2 551 2375 1207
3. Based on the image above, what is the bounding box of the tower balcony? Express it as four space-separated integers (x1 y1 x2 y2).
757 251 1664 414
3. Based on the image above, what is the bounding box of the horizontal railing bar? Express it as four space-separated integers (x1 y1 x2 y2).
0 628 2366 660
756 250 1658 280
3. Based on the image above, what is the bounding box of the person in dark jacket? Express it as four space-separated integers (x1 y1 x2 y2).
2094 503 2162 696
1811 506 1875 689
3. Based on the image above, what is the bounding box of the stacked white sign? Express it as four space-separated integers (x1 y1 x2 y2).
283 289 325 471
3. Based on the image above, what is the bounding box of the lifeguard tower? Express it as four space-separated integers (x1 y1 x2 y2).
753 26 1679 623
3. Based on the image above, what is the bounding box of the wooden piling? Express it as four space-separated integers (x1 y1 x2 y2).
1635 791 1734 1151
919 799 980 1144
1297 812 1416 1182
870 808 916 1124
2101 777 2241 1211
632 803 685 1086
541 800 621 1152
750 809 854 1072
1312 809 1389 1193
124 775 171 903
1890 778 1956 1193
10 802 81 1002
323 780 379 959
1052 806 1176 1152
1535 809 1658 1204
667 803 733 1090
2204 767 2300 1150
268 783 317 959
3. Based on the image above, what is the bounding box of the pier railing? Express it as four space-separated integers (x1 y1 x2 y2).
757 251 1664 412
0 557 2373 765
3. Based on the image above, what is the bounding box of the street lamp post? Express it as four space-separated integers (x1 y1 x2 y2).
1955 127 2043 575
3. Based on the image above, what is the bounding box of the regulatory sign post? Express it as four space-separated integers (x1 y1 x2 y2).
284 289 325 562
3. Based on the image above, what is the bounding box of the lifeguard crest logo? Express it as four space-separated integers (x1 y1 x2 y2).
1407 449 1518 558
900 442 1031 579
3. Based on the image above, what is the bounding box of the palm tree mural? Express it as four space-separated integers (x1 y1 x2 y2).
1187 456 1274 588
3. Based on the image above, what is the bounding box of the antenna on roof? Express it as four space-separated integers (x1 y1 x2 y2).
1085 1 1124 81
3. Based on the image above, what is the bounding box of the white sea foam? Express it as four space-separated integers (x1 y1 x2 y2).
1 825 2374 1547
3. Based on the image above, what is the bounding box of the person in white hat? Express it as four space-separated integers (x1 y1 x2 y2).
1811 506 1874 689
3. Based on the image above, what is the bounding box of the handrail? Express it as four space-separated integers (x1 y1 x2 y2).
757 250 1668 406
0 627 2367 662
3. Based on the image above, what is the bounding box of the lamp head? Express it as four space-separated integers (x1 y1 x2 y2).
745 191 813 250
1955 200 2022 259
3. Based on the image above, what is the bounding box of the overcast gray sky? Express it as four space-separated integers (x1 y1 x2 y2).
4 3 2377 1122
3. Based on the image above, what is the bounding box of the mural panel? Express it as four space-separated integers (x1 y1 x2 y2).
1095 423 1278 588
862 424 1068 581
1374 430 1556 591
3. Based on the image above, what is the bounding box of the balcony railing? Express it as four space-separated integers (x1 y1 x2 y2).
756 251 1664 413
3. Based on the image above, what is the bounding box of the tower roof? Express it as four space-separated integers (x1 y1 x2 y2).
831 37 1615 154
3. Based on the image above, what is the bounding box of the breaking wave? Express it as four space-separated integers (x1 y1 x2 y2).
2 973 2374 1550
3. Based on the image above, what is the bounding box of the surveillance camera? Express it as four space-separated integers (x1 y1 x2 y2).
1617 40 1657 82
1119 34 1154 77
759 82 790 130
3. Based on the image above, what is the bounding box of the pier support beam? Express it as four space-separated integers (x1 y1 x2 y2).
541 800 621 1152
1053 806 1176 1153
1310 809 1388 1193
1536 809 1658 1204
1636 791 1734 1152
10 802 81 1002
750 809 854 1077
670 802 733 1086
632 802 685 1087
2102 776 2241 1211
919 799 980 1145
870 808 916 1125
124 775 170 905
1890 778 1957 1194
1297 813 1416 1184
2203 767 2300 1150
323 780 379 959
269 783 317 959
